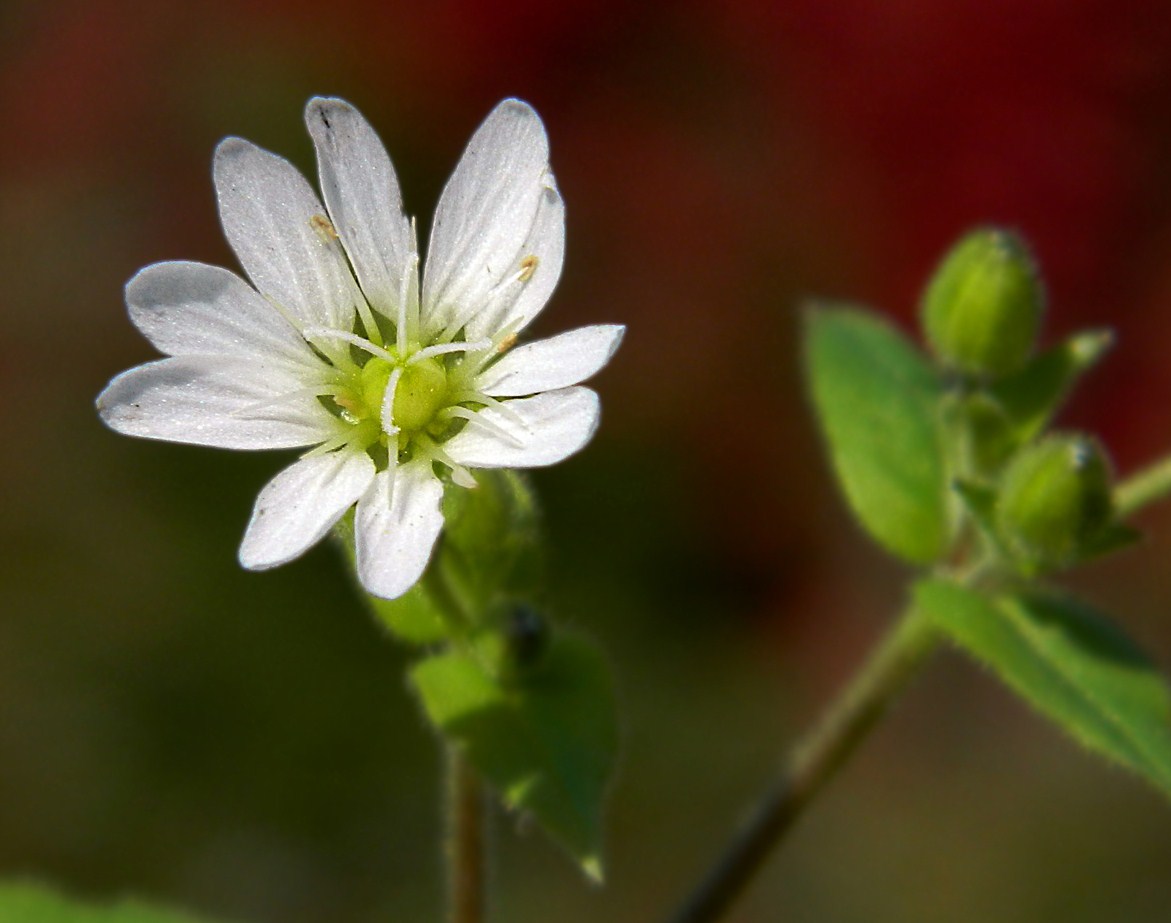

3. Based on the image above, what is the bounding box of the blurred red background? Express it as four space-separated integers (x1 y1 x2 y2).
3 1 1171 921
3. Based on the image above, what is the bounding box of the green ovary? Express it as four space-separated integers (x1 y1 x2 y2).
339 356 450 454
391 358 449 432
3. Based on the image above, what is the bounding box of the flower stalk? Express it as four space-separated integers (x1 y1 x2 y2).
667 605 941 923
447 748 487 923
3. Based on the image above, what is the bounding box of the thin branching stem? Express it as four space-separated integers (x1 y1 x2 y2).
1115 454 1171 519
666 605 941 923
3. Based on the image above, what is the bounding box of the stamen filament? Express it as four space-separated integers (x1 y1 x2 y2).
303 327 398 364
408 339 493 365
355 293 384 349
397 252 419 354
416 434 476 488
463 318 523 378
439 406 525 448
447 390 528 428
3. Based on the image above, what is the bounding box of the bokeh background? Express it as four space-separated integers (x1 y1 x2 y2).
4 1 1171 920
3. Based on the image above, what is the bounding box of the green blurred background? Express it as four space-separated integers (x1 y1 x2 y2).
3 1 1171 920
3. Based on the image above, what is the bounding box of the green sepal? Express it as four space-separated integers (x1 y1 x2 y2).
989 328 1113 447
0 881 230 922
805 304 952 564
333 510 453 645
915 578 1171 801
411 631 618 880
440 470 544 617
1078 522 1143 563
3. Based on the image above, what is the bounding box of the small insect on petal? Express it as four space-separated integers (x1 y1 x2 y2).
497 332 518 354
310 213 340 243
518 255 539 283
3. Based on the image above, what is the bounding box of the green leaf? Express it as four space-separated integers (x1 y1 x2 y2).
805 305 951 563
411 631 618 879
990 328 1113 446
915 578 1171 799
0 881 229 923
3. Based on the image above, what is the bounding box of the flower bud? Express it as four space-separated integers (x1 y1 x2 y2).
922 228 1044 377
996 434 1113 570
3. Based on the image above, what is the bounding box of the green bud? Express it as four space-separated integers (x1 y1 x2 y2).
996 434 1114 571
922 228 1044 377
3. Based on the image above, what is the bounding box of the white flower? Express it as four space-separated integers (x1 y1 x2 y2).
97 97 623 599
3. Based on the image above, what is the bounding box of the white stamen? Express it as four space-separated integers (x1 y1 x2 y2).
397 252 419 354
303 327 398 364
447 389 528 428
354 292 383 348
439 263 532 344
407 339 494 365
417 435 477 488
439 405 525 448
463 318 523 378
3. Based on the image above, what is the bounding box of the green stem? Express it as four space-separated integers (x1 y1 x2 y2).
446 747 486 923
1115 454 1171 518
666 605 941 923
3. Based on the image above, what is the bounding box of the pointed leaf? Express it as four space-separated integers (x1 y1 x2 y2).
411 631 618 878
805 305 950 563
0 881 230 923
915 578 1171 799
990 329 1113 445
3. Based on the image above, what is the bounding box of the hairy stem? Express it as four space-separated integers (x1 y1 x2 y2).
446 748 486 923
1115 454 1171 518
667 605 940 923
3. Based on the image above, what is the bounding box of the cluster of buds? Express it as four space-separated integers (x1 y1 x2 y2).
922 229 1120 574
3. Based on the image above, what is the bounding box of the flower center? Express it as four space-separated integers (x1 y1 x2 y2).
392 358 449 432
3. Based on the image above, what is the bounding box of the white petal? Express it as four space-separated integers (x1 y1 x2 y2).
126 261 319 370
214 137 364 331
476 324 625 397
239 450 375 569
305 98 414 317
421 99 562 337
96 356 338 450
355 461 445 600
443 387 599 469
464 180 564 342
